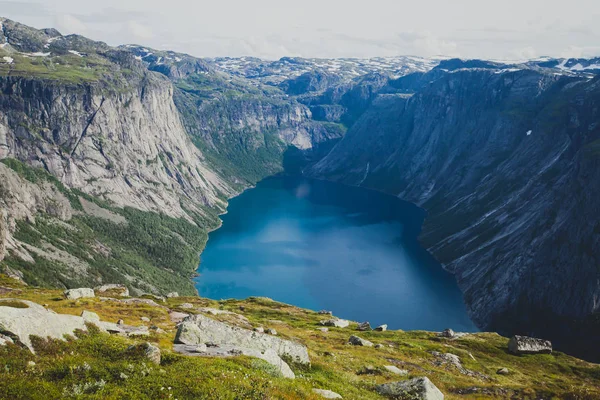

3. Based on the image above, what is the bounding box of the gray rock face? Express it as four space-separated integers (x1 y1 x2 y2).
320 319 349 328
384 365 409 375
64 288 95 300
348 335 373 347
508 335 552 355
376 377 444 399
312 388 343 399
309 65 600 359
175 313 310 365
174 343 295 379
0 299 89 351
357 322 371 331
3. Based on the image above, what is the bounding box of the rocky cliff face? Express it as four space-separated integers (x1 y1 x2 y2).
311 65 600 359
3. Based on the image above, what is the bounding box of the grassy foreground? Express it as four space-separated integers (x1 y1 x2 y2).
0 274 599 400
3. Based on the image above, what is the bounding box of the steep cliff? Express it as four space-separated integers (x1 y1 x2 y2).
311 65 600 359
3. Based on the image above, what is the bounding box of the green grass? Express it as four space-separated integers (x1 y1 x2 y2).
0 277 599 399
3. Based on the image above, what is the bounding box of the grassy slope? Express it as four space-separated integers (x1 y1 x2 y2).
0 159 220 295
0 275 598 400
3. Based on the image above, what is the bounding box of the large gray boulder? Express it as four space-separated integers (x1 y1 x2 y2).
174 344 295 378
376 377 444 399
0 299 89 351
320 319 350 328
508 335 552 355
175 313 310 365
64 288 95 300
348 335 373 347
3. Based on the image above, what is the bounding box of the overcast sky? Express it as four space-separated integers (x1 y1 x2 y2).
1 0 599 60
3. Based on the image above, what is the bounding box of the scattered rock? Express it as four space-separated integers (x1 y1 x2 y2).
175 313 310 365
239 306 245 311
384 365 408 375
140 317 151 322
357 322 371 331
64 288 95 300
312 388 342 399
129 342 161 365
81 310 100 323
27 361 36 368
180 303 194 309
496 368 509 375
376 377 444 399
94 284 129 297
254 327 265 333
374 344 383 349
166 292 179 298
117 319 124 325
318 310 333 316
169 311 189 324
266 328 277 335
320 319 349 328
508 335 552 355
348 335 373 347
357 365 379 375
375 324 387 332
439 328 455 338
318 328 329 333
430 352 489 380
0 333 14 346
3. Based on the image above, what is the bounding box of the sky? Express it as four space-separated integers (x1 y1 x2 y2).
1 0 599 60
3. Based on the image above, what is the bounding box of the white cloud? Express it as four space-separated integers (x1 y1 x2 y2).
125 20 153 41
54 14 86 34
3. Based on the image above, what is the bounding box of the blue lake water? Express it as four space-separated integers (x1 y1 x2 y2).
195 176 476 332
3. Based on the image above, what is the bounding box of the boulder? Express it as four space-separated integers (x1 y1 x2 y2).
508 335 552 355
175 344 295 378
166 292 179 298
94 284 129 297
375 324 388 332
175 313 310 365
129 342 161 365
64 288 95 300
496 368 509 375
348 335 373 347
357 322 371 331
318 328 329 333
439 328 455 338
312 388 342 398
320 319 349 328
384 365 408 375
180 303 194 309
0 299 89 352
81 310 100 323
376 377 444 399
266 328 277 336
254 327 265 333
318 310 333 316
140 317 150 322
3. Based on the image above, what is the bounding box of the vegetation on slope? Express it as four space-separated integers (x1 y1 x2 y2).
0 275 599 399
0 159 220 295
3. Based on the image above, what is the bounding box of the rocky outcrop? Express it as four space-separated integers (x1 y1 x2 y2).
175 313 310 366
348 335 373 347
0 206 5 262
508 335 552 355
375 377 444 399
0 299 89 351
94 284 129 297
65 288 95 300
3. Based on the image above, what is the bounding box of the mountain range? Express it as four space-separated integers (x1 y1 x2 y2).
1 16 599 361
